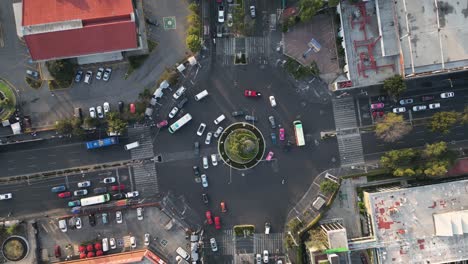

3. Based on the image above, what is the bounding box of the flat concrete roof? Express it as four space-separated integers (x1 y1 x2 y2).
365 179 468 263
395 0 468 75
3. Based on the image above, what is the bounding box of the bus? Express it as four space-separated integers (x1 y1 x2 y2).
168 113 192 133
80 194 110 206
86 137 119 150
293 120 305 147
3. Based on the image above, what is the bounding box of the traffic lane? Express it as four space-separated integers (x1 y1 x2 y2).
361 124 468 155
0 140 131 177
0 168 131 217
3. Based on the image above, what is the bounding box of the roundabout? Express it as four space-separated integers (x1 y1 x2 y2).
2 235 29 262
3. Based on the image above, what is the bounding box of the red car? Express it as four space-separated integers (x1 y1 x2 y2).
111 184 125 191
156 120 168 128
130 103 136 114
214 216 221 230
244 90 261 97
58 192 71 198
279 128 285 141
372 111 384 118
55 245 61 258
220 201 227 213
205 211 213 225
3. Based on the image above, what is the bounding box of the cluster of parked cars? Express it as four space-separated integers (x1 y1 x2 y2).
370 92 454 116
75 67 112 84
89 102 110 119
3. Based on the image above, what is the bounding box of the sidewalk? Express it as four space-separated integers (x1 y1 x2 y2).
0 127 57 145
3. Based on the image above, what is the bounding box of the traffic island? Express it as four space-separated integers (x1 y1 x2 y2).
218 122 265 170
2 235 29 262
0 80 17 122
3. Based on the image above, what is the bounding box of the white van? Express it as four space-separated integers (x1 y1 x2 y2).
124 141 140 150
176 247 190 260
194 90 209 101
102 238 109 252
214 114 226 125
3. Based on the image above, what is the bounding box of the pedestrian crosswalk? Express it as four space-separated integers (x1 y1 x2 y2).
253 233 284 255
127 126 154 160
216 36 270 65
332 98 358 130
218 229 236 256
132 163 159 195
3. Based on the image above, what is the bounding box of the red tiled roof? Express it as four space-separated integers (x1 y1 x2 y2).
22 0 134 26
24 21 137 61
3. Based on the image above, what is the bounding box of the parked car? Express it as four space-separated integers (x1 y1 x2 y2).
89 107 96 118
244 90 261 97
266 151 274 161
177 97 188 109
168 107 179 119
429 103 441 109
214 216 221 229
0 193 12 200
218 6 225 23
421 95 435 101
268 116 276 129
201 174 208 187
202 193 209 204
94 187 107 194
111 184 125 191
103 177 116 184
26 69 40 79
203 156 209 169
197 123 206 136
116 211 123 223
193 166 200 176
58 192 71 198
157 120 168 128
129 103 136 114
76 217 82 229
232 110 245 117
227 13 233 27
126 191 139 198
118 101 124 113
249 5 256 18
130 236 136 248
206 211 213 224
245 115 257 121
412 105 427 112
399 98 413 105
84 71 92 84
144 233 150 246
137 207 143 220
211 154 218 166
103 68 112 81
279 128 285 141
210 238 218 252
55 245 62 258
205 132 213 145
58 219 67 232
110 238 116 249
103 102 110 114
269 96 277 107
78 181 91 188
216 24 223 38
96 67 104 80
370 102 384 109
88 214 96 226
75 70 83 82
96 106 104 118
372 111 384 118
194 141 200 155
220 201 227 212
263 250 269 263
51 186 66 193
102 213 108 224
173 86 187 99
68 200 81 207
73 189 88 197
271 133 277 144
113 193 125 199
256 254 262 264
214 126 223 138
392 107 406 113
440 92 454 98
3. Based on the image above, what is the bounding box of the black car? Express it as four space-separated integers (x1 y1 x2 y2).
177 97 188 109
421 95 435 101
202 193 209 204
231 110 245 117
113 193 125 200
193 166 200 176
194 141 200 155
93 187 107 194
88 214 96 226
75 70 83 83
118 101 124 113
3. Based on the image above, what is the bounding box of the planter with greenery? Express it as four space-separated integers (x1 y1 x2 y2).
46 59 76 89
0 81 17 121
233 225 255 237
224 129 259 164
25 77 42 89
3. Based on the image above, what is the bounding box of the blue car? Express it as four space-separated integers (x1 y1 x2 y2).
51 186 66 193
68 200 81 207
271 133 277 144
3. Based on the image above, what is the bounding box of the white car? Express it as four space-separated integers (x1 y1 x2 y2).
412 105 427 112
168 107 179 119
214 114 226 125
137 207 143 220
218 6 225 23
201 174 208 188
103 177 116 184
126 191 139 198
103 102 110 114
205 132 213 145
110 238 116 249
256 254 262 264
392 107 406 113
89 107 96 118
250 5 256 18
0 193 12 200
269 96 277 107
103 68 112 82
84 71 92 84
144 233 150 246
210 238 218 252
197 123 206 136
263 250 269 263
214 126 223 138
211 154 218 166
116 211 123 224
96 106 104 118
73 189 88 197
77 181 91 188
130 236 136 248
203 156 209 169
440 92 454 98
429 103 441 109
96 67 104 80
173 86 187 99
58 219 67 232
76 217 82 229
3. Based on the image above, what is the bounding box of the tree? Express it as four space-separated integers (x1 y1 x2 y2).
380 148 418 170
55 119 73 134
375 113 412 142
423 160 450 177
461 106 468 124
392 168 416 177
383 75 406 97
186 35 201 53
429 111 460 134
320 180 339 194
423 141 447 158
138 88 152 100
46 59 76 88
107 112 128 135
299 0 324 22
187 13 200 27
328 0 340 7
188 3 198 13
83 116 99 130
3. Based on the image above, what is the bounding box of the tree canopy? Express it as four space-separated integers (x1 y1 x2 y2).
383 75 406 97
106 112 127 135
320 180 339 195
299 0 324 22
429 111 460 134
375 113 412 142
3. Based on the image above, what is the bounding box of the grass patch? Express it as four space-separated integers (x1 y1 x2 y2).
0 81 16 121
25 77 42 89
341 168 389 179
233 225 255 237
48 80 70 90
284 58 319 79
125 55 149 78
148 40 158 53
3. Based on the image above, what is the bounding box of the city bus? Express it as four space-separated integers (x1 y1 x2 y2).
80 194 110 207
168 113 192 133
85 137 119 150
293 120 305 147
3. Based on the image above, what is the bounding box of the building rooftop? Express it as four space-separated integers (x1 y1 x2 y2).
364 179 468 263
22 0 134 26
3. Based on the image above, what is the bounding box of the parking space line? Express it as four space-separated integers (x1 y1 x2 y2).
128 166 134 191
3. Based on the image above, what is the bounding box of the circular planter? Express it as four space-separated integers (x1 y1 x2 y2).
218 122 265 170
2 236 29 262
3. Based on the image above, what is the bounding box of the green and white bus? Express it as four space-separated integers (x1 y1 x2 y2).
293 120 305 147
168 113 192 133
80 194 110 207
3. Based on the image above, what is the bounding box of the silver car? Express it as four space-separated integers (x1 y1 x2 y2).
201 174 208 188
168 107 179 119
205 132 212 145
392 107 406 113
214 126 223 138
